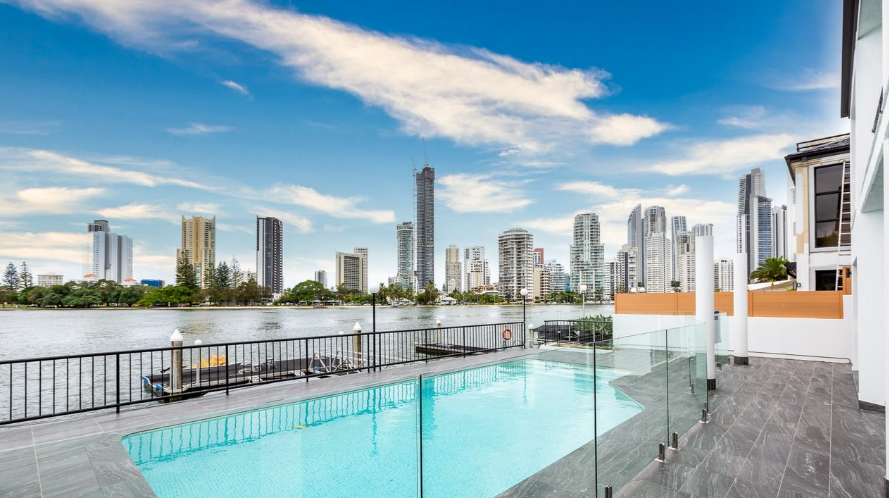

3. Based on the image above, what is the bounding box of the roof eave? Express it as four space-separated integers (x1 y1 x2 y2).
841 0 859 118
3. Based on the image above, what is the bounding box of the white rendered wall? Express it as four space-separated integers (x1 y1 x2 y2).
854 209 885 406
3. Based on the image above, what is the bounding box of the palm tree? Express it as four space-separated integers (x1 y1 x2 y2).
750 257 789 291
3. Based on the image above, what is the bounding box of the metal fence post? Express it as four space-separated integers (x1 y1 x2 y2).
462 327 467 358
225 345 230 395
115 353 120 413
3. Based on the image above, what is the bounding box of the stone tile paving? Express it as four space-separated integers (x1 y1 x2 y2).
620 357 886 498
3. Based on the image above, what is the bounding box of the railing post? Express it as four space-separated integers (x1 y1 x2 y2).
462 327 467 358
170 329 183 395
225 345 230 395
115 353 120 414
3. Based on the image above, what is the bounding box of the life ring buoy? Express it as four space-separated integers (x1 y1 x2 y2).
501 328 513 341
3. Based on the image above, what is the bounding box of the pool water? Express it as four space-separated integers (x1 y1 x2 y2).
122 358 643 497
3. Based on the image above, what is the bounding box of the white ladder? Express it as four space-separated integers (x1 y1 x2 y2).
835 161 852 291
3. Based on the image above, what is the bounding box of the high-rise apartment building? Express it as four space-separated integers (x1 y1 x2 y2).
396 222 415 292
644 232 672 293
84 220 133 284
545 260 567 295
627 204 644 282
314 270 327 289
771 205 788 260
670 216 687 282
353 247 369 293
415 166 435 287
445 245 462 293
37 273 64 287
675 231 696 292
692 224 714 237
532 266 551 302
613 245 639 293
715 258 734 292
178 215 216 289
256 216 284 296
498 228 533 300
335 251 366 292
737 168 773 276
570 213 605 296
463 246 490 292
533 248 544 266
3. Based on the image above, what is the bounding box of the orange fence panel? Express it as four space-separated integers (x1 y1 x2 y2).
614 291 843 319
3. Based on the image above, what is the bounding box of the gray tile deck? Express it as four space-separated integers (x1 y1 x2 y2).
0 348 885 497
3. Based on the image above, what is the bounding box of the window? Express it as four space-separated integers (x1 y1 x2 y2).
812 164 845 248
814 270 836 291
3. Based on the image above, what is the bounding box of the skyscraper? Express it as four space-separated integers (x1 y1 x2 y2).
415 165 435 288
463 246 490 292
643 206 670 292
396 222 415 292
533 248 544 266
498 228 533 300
715 258 734 292
314 270 327 289
178 215 216 289
353 247 369 293
692 224 713 236
335 251 366 292
737 168 773 276
675 231 695 292
570 213 605 296
613 244 639 292
84 219 133 284
670 216 687 281
532 266 551 302
544 259 567 294
445 245 461 293
771 205 788 260
627 204 644 281
256 216 284 296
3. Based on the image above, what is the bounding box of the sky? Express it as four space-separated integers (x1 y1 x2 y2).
0 0 847 289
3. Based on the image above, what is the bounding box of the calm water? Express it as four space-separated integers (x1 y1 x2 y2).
123 357 640 498
0 304 612 361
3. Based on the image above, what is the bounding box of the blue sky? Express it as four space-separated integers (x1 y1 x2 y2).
0 0 846 287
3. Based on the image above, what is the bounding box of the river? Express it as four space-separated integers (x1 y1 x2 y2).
0 304 613 361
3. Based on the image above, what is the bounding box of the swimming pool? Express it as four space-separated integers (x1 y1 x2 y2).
123 358 643 497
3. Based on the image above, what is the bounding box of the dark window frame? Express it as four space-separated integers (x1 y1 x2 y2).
812 163 846 248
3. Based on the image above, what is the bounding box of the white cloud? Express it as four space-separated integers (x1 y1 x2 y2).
0 187 104 215
663 184 690 196
0 231 86 264
96 203 177 221
221 79 251 97
166 123 233 135
556 181 633 199
646 134 794 176
176 202 221 214
216 223 253 234
0 147 208 190
0 120 60 135
264 184 394 224
438 173 533 213
775 69 840 91
10 0 669 153
253 208 314 233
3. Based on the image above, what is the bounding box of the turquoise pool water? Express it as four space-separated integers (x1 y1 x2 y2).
123 358 642 497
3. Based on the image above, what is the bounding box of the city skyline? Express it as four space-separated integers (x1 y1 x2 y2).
0 1 844 287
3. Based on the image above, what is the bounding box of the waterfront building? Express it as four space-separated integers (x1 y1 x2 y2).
771 204 789 261
627 204 644 283
613 245 639 293
570 213 605 298
692 223 713 237
463 246 490 292
498 228 533 301
784 135 851 290
353 247 369 293
84 220 133 284
714 258 734 292
531 266 551 302
533 248 544 266
737 168 773 278
670 216 687 284
314 270 328 289
415 165 435 288
139 279 164 288
544 260 567 295
177 215 216 289
335 251 366 293
396 222 415 292
256 216 284 296
644 232 672 293
675 231 695 292
445 245 461 293
37 273 64 287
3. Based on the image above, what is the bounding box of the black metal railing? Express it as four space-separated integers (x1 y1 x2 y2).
536 320 613 345
0 321 524 425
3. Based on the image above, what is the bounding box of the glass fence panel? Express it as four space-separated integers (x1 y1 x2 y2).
666 323 708 448
592 330 668 496
715 313 731 368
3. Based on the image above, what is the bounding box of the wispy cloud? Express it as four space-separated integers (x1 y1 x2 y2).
0 187 104 215
96 203 177 221
166 123 233 136
253 207 314 233
0 231 87 264
176 202 221 214
221 79 251 98
9 0 669 154
0 120 60 135
264 184 394 224
773 69 840 91
556 181 636 199
645 134 793 176
439 173 533 213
